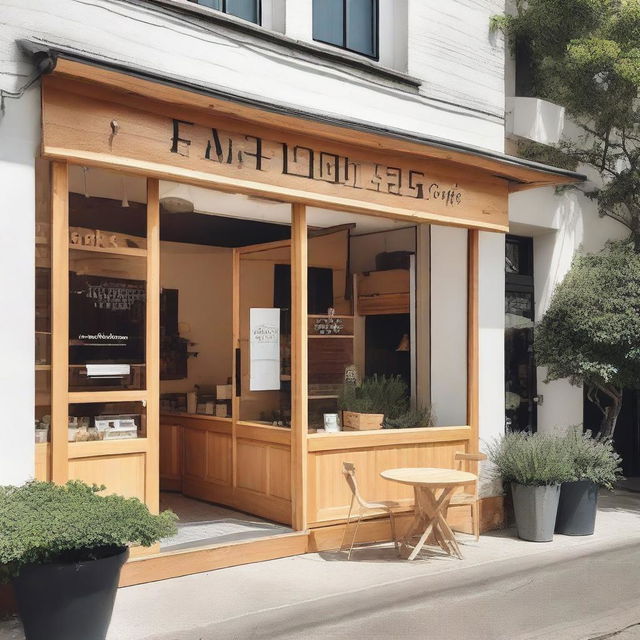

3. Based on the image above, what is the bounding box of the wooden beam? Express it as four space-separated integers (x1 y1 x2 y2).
231 248 240 490
146 178 160 513
51 161 69 484
50 60 581 188
67 390 148 404
307 426 472 452
291 204 308 531
120 531 308 587
467 230 480 457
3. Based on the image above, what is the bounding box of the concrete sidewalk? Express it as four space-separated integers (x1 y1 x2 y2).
2 490 640 640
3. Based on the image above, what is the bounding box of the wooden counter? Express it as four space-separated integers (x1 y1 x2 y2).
160 414 292 525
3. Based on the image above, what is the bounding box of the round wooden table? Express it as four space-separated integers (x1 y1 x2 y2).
380 468 477 560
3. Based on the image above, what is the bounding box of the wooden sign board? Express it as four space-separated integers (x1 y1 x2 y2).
42 77 509 231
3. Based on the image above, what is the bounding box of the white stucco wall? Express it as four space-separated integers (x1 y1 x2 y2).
509 186 628 434
0 0 505 151
0 86 38 484
430 225 468 427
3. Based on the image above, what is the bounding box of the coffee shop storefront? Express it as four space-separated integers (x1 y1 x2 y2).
29 46 580 586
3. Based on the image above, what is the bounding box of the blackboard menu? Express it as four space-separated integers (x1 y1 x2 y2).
69 273 146 365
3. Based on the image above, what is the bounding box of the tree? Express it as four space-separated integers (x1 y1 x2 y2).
493 0 640 248
534 242 640 437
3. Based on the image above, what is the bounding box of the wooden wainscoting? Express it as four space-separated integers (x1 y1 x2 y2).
159 415 292 525
307 426 472 527
235 422 292 525
35 443 51 481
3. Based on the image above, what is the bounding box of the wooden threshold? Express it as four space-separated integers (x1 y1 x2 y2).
119 531 309 586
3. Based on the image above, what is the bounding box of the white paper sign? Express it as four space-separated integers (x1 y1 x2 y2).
249 308 281 391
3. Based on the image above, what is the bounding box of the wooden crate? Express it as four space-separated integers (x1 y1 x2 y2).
342 411 384 431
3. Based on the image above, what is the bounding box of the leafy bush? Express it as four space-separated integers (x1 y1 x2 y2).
564 428 623 489
486 432 574 486
338 375 408 418
383 406 434 429
0 481 177 577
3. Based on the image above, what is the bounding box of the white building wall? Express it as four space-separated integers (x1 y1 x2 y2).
0 86 39 484
430 226 468 427
509 187 628 434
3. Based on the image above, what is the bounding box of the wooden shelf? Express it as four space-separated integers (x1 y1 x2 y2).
308 334 354 339
70 244 147 258
309 395 339 400
35 364 51 371
308 314 354 319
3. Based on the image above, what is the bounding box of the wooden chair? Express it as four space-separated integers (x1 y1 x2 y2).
449 452 487 540
340 462 401 559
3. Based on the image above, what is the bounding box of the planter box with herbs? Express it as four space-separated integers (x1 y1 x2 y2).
338 374 433 431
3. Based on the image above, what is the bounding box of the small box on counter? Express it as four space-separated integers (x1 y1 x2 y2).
216 384 232 400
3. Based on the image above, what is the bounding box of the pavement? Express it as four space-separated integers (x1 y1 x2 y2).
2 489 640 640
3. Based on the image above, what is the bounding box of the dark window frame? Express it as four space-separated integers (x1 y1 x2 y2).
313 0 380 61
188 0 262 25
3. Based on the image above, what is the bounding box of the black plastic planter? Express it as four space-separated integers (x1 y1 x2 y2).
12 546 129 640
555 480 599 536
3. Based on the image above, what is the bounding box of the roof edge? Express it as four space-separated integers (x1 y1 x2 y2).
18 39 587 184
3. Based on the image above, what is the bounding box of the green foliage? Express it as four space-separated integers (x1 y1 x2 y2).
338 374 409 417
0 481 178 577
564 428 623 488
494 0 640 243
486 431 574 486
516 140 580 172
338 375 434 428
383 405 434 429
534 241 640 390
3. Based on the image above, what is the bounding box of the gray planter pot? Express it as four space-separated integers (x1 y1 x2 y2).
511 483 561 542
555 480 599 536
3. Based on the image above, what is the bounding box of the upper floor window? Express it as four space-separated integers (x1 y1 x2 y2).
189 0 261 24
313 0 378 59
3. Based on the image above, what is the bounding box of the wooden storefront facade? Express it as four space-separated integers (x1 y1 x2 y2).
33 53 579 585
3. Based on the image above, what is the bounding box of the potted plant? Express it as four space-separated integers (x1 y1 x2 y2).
487 432 573 542
555 429 622 536
0 480 177 640
338 375 433 430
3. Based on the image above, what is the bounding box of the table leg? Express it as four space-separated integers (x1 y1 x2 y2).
407 487 461 561
400 486 427 557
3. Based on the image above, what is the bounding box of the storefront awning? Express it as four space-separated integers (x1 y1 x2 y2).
20 40 586 233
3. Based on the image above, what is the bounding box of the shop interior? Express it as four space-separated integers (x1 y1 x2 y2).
36 165 426 551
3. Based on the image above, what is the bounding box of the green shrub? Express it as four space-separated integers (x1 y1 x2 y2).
486 431 574 486
338 375 409 418
0 480 177 578
383 406 434 429
564 428 622 489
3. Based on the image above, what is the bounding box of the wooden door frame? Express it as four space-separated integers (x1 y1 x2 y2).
231 209 308 530
49 163 161 518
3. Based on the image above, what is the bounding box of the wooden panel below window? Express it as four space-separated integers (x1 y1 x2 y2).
159 424 182 491
68 453 146 501
307 433 471 525
236 440 268 493
183 428 207 480
35 443 51 481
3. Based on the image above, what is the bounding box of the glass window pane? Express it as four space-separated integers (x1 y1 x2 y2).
346 0 376 56
239 240 292 427
226 0 259 23
193 0 222 9
68 402 147 443
69 250 147 391
313 0 345 47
